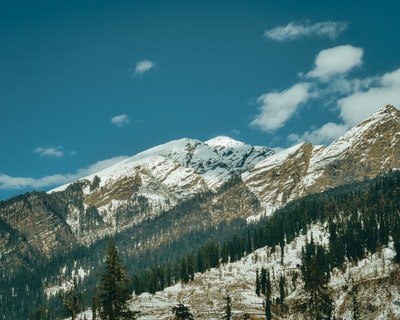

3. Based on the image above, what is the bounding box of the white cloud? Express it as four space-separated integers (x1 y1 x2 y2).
338 68 400 126
75 156 129 177
251 37 400 146
250 83 311 131
306 45 363 80
134 59 155 75
34 146 64 157
111 114 130 127
0 156 128 191
264 20 348 42
0 173 74 190
287 67 400 145
288 122 349 145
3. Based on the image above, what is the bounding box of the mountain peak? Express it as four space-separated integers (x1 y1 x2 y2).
321 105 400 155
205 136 245 148
355 104 400 128
382 104 399 114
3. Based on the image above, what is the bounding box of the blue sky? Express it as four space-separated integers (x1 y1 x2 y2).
1 0 400 200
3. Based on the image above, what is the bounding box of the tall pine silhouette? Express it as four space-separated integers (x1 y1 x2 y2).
96 238 135 320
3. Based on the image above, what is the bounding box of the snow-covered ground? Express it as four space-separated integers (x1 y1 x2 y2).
66 223 400 319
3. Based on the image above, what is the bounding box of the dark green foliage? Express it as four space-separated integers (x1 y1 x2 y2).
279 274 285 306
393 218 400 263
265 299 272 320
90 175 101 191
300 237 333 319
328 222 346 269
172 302 194 320
96 238 134 320
351 281 360 320
261 267 267 295
60 277 80 320
265 269 272 320
279 221 285 264
223 295 232 320
255 269 261 296
29 307 51 320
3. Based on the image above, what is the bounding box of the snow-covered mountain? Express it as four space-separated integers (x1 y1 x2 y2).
243 105 400 219
49 105 400 230
52 135 274 205
2 104 400 319
2 105 400 253
47 136 274 242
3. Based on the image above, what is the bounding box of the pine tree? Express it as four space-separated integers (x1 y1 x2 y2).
279 221 285 264
351 280 360 320
279 274 285 306
392 218 400 263
30 307 50 320
265 270 272 320
172 302 194 320
59 276 80 320
255 269 261 296
261 267 267 295
223 295 232 320
301 238 333 319
92 295 98 320
96 238 135 320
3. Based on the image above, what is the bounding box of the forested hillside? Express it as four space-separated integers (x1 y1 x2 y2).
2 170 400 319
135 170 400 295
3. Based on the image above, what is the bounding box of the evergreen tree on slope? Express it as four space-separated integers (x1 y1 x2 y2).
172 302 194 320
96 238 135 320
301 236 333 319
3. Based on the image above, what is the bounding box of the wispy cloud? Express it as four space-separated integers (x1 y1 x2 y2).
0 156 128 191
264 20 348 42
250 83 311 132
134 59 155 75
306 45 363 80
34 146 64 157
111 114 130 127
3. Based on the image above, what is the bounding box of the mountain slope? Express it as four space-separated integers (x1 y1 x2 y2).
243 105 400 219
1 105 400 256
48 136 274 242
74 169 400 319
2 105 400 319
129 225 400 320
2 106 400 255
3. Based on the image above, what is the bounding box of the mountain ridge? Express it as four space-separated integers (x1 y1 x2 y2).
2 105 400 247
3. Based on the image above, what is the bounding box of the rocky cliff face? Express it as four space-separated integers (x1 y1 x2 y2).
243 105 400 219
308 105 400 192
1 105 400 259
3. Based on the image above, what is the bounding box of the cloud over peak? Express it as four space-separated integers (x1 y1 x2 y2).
264 20 348 42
